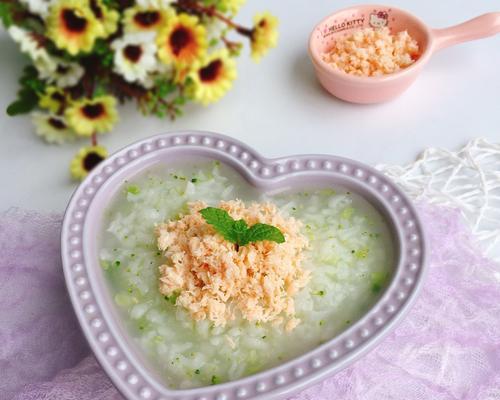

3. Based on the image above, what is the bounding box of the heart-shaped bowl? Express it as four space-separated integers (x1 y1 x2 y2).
62 131 427 400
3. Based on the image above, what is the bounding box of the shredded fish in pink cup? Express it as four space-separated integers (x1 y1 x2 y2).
309 5 500 103
322 27 419 77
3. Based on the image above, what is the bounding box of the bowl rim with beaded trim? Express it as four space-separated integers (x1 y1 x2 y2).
61 131 428 400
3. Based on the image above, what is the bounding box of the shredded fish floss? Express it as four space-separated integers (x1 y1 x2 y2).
155 200 310 331
323 27 419 76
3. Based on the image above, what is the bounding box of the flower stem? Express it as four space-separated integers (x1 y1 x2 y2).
91 132 97 146
221 36 241 51
174 0 252 36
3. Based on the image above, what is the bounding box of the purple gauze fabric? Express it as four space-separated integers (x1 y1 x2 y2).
1 203 499 400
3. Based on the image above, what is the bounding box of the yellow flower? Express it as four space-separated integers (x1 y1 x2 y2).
89 0 119 37
39 86 67 113
188 49 237 105
70 145 108 180
157 13 207 66
32 111 77 144
219 0 245 14
250 11 278 62
123 5 172 33
46 0 103 55
65 95 117 136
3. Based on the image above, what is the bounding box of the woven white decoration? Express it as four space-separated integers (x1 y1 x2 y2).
378 138 500 261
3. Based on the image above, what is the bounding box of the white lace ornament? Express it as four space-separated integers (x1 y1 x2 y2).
378 138 500 261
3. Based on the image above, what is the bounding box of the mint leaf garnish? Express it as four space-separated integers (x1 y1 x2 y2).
199 207 237 242
240 223 285 245
200 207 285 247
232 218 249 245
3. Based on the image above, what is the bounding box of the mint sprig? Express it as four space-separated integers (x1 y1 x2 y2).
200 207 285 248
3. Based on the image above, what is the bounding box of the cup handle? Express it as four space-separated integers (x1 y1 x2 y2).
432 12 500 51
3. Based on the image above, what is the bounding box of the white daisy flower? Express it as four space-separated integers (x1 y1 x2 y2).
33 55 58 80
136 0 171 9
111 32 158 87
32 112 78 144
8 26 55 66
8 26 58 79
19 0 53 18
9 26 41 56
37 58 85 88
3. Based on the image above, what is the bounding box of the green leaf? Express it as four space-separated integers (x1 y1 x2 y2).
199 207 286 247
6 91 38 115
7 66 45 116
241 223 285 246
93 39 108 54
102 0 119 9
93 39 114 66
19 66 38 83
156 79 176 98
232 219 248 245
199 207 237 242
173 95 186 105
0 2 13 27
19 66 45 93
93 84 107 97
103 53 114 66
7 99 33 115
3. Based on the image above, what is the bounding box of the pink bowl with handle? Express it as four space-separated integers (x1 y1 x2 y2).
308 4 500 104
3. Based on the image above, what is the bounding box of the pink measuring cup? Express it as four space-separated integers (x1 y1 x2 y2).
308 5 500 104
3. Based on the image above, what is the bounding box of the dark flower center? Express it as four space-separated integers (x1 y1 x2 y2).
89 0 103 19
48 117 67 130
83 151 104 171
169 26 192 56
124 45 143 62
134 11 160 27
258 19 267 28
82 103 105 119
56 64 70 74
199 59 223 83
62 9 88 33
51 92 65 102
29 32 44 48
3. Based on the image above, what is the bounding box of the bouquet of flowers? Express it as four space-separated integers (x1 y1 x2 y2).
0 0 278 179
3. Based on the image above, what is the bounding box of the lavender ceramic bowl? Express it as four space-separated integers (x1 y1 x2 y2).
61 131 427 400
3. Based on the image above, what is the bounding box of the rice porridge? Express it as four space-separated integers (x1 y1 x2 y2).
100 160 394 388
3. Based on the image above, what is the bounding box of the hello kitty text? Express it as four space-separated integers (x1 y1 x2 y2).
323 18 365 37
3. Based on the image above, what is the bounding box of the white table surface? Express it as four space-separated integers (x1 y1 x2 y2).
1 0 499 213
